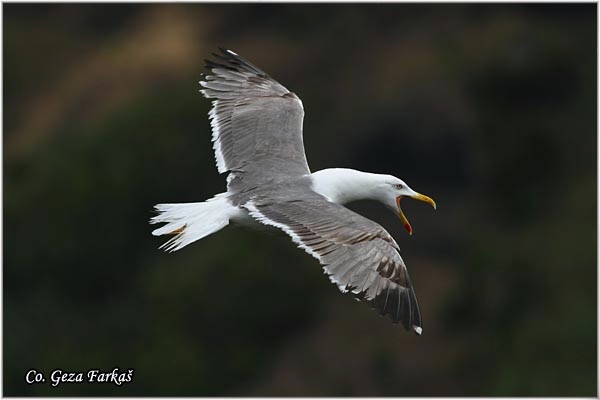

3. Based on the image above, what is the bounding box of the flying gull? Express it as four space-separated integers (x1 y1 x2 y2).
151 48 436 335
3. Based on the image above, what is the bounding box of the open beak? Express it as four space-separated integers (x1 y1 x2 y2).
396 193 436 235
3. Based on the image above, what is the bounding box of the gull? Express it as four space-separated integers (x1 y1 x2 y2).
151 48 436 335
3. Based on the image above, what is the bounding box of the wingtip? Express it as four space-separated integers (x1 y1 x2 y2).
216 47 239 57
226 48 238 56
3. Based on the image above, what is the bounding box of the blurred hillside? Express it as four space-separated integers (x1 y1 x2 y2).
3 3 596 396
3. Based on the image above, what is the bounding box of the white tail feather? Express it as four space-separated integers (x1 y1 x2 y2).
150 193 235 252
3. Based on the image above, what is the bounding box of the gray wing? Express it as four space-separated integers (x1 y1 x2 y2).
200 48 310 193
244 189 423 334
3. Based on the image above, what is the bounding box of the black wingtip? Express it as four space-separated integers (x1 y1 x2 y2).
203 47 269 78
220 47 240 59
366 280 422 335
215 47 240 63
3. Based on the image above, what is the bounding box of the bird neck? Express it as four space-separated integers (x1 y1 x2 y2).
310 168 383 204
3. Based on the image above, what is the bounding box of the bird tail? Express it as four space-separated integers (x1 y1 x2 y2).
150 193 235 252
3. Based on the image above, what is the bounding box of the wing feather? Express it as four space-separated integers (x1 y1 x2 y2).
200 49 310 193
244 190 423 335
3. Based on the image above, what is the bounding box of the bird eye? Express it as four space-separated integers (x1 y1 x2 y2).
394 183 404 190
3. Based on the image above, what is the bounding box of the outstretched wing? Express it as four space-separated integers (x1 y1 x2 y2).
244 189 423 335
200 48 310 193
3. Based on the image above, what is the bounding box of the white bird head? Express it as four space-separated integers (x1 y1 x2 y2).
374 175 437 235
310 169 436 235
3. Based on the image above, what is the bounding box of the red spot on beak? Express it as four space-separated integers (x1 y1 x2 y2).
397 196 413 235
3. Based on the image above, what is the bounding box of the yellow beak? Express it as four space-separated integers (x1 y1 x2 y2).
396 193 436 235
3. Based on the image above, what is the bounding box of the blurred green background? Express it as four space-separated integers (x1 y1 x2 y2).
3 3 597 396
